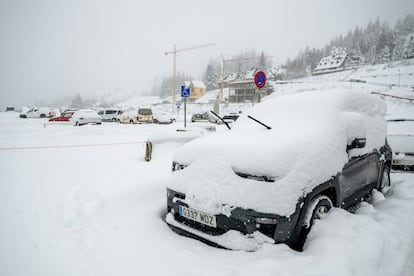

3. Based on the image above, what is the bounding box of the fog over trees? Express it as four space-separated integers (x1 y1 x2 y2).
283 14 414 79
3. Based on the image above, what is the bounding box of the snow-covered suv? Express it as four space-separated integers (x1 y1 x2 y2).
165 89 392 251
19 107 55 118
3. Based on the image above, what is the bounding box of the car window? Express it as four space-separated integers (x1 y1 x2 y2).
138 109 152 115
387 135 414 153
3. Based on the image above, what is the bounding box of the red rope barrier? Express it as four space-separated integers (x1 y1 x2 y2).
0 141 147 151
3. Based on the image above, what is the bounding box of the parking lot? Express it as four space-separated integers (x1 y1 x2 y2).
0 112 414 276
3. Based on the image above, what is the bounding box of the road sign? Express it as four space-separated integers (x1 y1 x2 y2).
181 85 190 98
176 101 181 107
254 71 266 89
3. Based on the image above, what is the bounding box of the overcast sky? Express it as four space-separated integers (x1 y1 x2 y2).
1 0 414 108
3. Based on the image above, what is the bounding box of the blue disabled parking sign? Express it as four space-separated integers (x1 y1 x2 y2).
181 85 190 98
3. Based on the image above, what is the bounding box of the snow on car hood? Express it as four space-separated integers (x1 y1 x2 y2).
167 89 387 217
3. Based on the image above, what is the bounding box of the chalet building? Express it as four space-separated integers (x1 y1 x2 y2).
227 78 273 103
313 48 363 75
184 81 206 100
313 52 348 75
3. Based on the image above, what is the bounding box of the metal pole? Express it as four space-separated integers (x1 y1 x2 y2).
184 97 187 128
172 44 176 114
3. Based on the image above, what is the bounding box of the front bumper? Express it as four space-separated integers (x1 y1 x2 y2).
166 188 300 250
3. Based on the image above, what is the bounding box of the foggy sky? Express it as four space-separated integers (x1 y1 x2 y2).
1 0 413 108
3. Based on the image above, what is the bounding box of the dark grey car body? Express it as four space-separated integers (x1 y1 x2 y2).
166 143 392 249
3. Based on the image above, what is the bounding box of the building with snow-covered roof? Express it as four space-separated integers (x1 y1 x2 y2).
184 81 207 100
312 47 364 75
218 70 274 103
313 51 348 75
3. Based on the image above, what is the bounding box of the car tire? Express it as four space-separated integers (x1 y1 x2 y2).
40 114 46 118
112 118 116 122
379 166 391 195
20 115 27 118
75 121 79 126
130 119 134 124
295 195 333 251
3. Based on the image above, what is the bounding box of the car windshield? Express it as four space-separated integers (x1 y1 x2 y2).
138 109 152 115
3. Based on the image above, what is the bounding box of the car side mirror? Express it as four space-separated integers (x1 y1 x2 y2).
347 138 366 152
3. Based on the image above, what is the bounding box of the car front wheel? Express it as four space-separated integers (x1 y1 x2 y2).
295 195 333 250
305 195 333 228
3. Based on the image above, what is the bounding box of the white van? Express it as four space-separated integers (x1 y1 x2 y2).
98 109 123 122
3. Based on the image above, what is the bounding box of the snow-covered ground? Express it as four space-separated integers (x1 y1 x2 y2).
1 60 414 276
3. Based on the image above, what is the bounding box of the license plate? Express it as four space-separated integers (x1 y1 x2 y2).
178 205 217 228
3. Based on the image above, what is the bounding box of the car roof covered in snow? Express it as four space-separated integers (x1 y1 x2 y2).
168 89 387 217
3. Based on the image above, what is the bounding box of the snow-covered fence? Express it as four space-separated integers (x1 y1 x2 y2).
371 92 414 102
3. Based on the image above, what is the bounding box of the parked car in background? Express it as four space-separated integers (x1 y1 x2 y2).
98 108 123 122
19 107 55 118
71 109 102 126
191 112 220 124
117 108 154 124
153 112 176 124
387 115 414 171
166 90 392 251
137 108 153 123
222 114 240 124
5 106 15 112
60 108 79 116
118 108 138 124
49 110 77 122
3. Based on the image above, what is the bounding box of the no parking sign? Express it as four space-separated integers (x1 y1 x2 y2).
254 71 266 89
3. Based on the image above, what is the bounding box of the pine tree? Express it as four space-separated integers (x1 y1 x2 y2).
403 35 414 59
378 45 391 63
392 45 403 61
203 63 219 91
401 14 414 35
258 51 267 70
71 94 83 108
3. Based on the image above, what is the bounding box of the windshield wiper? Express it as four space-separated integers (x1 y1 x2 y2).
248 115 272 130
210 110 231 130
